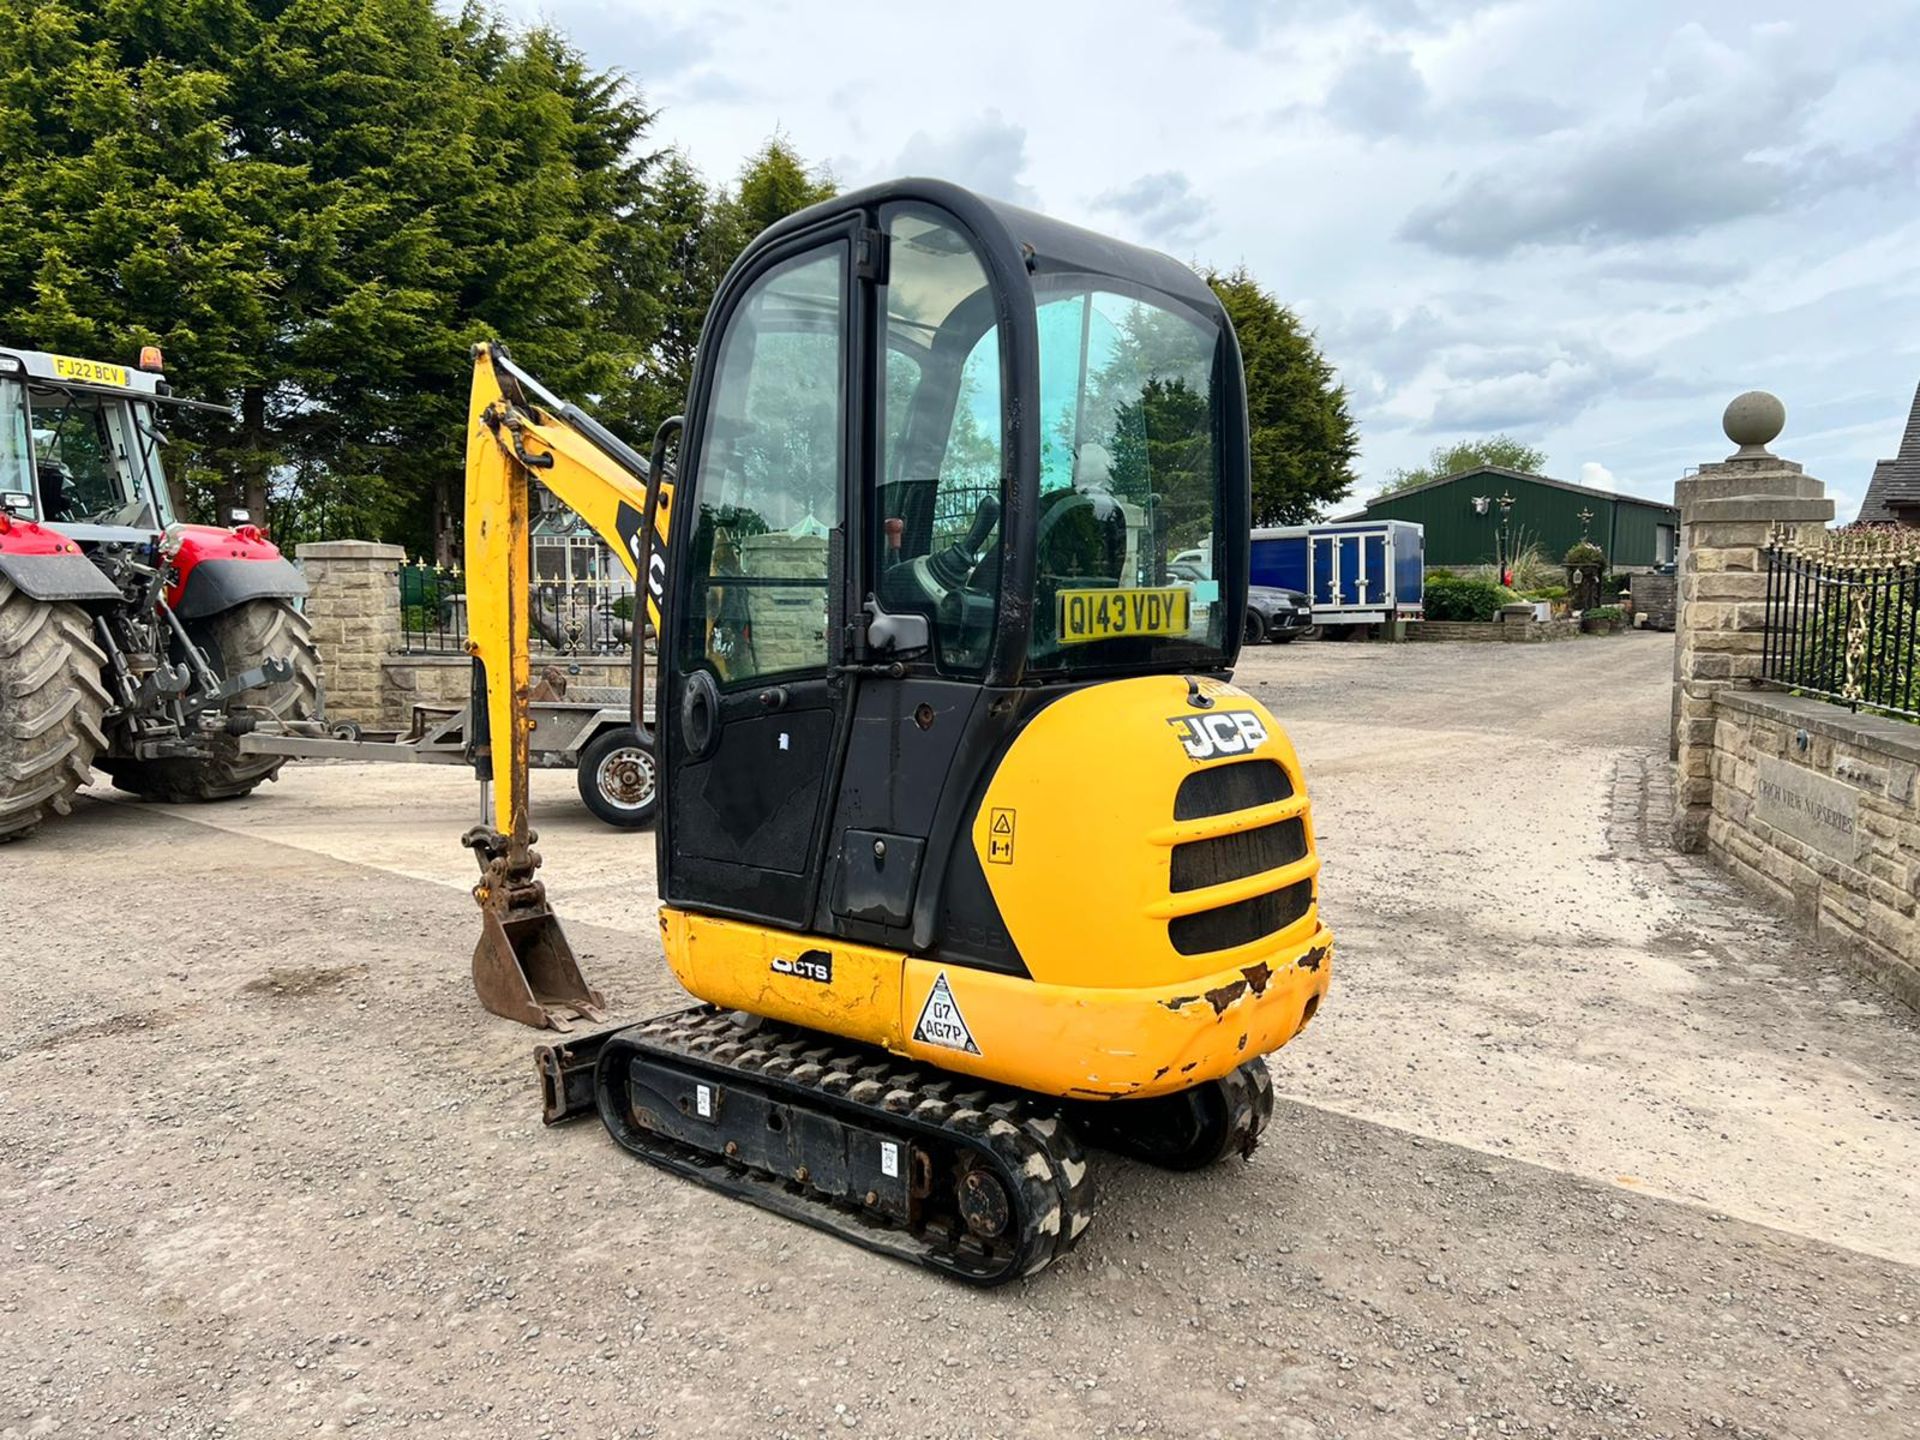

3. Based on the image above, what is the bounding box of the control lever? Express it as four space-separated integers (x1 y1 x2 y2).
925 495 1000 591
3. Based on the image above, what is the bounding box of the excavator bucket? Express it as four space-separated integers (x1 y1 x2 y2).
464 825 608 1030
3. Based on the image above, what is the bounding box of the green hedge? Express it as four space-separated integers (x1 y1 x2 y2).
1425 575 1523 622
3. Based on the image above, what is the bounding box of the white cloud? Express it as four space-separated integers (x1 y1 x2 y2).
475 0 1920 509
1092 172 1216 250
1399 22 1907 258
890 112 1037 208
1579 462 1618 491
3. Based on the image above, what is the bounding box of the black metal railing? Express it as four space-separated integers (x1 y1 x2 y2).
397 562 636 656
1762 527 1920 722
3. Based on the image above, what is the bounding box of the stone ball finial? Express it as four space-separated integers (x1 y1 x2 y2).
1723 390 1785 458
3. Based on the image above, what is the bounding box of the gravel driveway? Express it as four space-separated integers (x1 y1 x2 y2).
1 632 1915 1439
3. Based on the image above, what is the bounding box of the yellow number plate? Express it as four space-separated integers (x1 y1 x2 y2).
50 354 129 387
1057 587 1191 645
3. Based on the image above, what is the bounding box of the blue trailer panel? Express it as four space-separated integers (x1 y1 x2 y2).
1251 521 1424 627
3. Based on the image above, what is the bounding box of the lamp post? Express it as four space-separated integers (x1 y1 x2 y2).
1494 492 1516 586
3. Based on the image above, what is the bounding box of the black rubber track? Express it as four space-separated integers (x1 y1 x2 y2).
592 1007 1094 1285
1065 1059 1276 1171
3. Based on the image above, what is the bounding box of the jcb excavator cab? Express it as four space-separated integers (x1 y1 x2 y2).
658 179 1263 914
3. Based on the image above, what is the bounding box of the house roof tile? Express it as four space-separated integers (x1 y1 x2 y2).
1857 381 1920 524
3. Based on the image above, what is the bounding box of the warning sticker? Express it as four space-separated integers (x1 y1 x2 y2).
986 807 1016 865
911 972 981 1054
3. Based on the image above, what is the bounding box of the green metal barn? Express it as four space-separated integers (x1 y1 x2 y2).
1343 466 1679 571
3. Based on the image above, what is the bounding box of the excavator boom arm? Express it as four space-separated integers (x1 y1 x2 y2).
460 342 672 1029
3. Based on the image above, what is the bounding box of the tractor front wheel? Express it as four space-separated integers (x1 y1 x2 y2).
0 577 110 842
101 599 321 803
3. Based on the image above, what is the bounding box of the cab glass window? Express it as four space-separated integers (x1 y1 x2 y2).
1029 281 1224 670
679 247 845 686
873 207 1003 673
27 388 158 526
0 380 30 515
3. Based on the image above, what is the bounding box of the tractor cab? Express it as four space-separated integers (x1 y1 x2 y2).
0 348 199 541
656 178 1254 942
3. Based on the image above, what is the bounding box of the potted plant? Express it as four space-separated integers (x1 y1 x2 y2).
1580 604 1623 634
1564 542 1603 610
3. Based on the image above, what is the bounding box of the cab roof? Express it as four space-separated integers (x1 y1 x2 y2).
0 346 164 396
759 177 1221 316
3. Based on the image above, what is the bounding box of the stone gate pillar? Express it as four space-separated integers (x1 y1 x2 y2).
296 539 406 726
1670 394 1834 851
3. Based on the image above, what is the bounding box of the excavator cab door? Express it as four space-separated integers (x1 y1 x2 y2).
658 219 863 926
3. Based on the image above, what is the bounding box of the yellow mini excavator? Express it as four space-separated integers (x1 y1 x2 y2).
467 180 1334 1283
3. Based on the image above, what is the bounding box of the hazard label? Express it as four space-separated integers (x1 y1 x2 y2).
911 972 980 1054
986 807 1016 865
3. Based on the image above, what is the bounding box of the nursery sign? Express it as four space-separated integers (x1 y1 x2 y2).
1753 758 1861 861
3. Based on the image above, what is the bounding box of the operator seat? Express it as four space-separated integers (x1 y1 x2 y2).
36 460 72 522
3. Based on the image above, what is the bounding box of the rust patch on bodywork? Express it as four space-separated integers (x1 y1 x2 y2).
1166 960 1279 1017
1296 944 1328 973
1202 979 1248 1014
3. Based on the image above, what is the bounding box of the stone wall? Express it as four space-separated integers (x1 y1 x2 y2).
1408 618 1580 643
1671 392 1918 1012
299 538 637 729
379 655 633 727
1629 572 1676 631
1670 396 1833 852
295 540 404 726
1706 689 1920 1011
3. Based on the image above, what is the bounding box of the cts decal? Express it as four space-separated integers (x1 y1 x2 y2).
1167 710 1270 761
770 949 833 983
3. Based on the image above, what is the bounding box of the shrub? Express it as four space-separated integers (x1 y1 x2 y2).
1585 605 1623 621
1426 567 1457 581
1464 539 1559 593
1565 540 1606 568
1523 585 1569 601
1426 575 1523 622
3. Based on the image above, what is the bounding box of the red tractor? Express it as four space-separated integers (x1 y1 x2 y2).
0 345 320 841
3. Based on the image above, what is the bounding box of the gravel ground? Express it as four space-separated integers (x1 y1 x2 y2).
2 632 1916 1439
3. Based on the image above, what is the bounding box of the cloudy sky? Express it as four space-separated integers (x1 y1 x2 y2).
491 0 1920 520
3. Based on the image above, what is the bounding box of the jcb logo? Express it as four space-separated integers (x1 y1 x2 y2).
1167 711 1269 762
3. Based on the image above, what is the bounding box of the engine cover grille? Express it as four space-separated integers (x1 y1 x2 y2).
1165 758 1314 957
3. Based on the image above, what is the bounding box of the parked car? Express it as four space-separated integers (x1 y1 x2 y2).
1244 585 1315 644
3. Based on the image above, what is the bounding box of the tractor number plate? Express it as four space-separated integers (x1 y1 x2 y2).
1056 587 1190 645
49 355 129 387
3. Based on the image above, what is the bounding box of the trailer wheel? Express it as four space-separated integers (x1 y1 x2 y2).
577 726 657 829
101 599 321 803
0 578 110 842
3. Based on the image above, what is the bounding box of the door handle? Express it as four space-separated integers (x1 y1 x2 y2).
682 670 721 760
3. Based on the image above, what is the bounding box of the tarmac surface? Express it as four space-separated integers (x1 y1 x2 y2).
2 632 1916 1439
